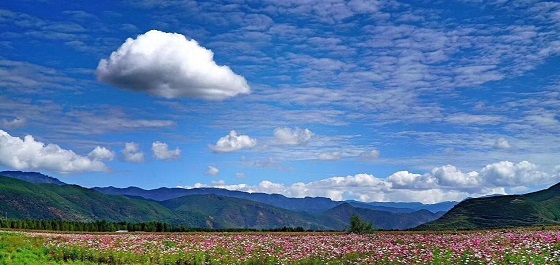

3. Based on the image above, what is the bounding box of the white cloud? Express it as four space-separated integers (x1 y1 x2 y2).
0 59 78 93
152 141 181 160
122 142 144 163
88 146 115 161
210 130 257 153
240 156 285 170
0 130 107 173
445 114 504 125
362 150 380 159
205 166 220 176
453 65 504 87
235 172 247 179
388 171 435 189
210 180 227 186
1 117 26 129
430 165 481 187
318 151 341 161
96 30 251 100
274 127 314 145
493 137 512 149
480 161 552 187
181 160 560 203
525 113 559 127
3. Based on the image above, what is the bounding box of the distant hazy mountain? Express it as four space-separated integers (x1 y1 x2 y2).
0 171 65 185
94 186 456 214
417 182 560 230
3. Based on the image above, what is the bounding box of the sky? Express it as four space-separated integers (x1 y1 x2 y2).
1 0 559 204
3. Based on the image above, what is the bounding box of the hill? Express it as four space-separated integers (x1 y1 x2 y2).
0 176 176 223
0 171 65 185
417 183 560 230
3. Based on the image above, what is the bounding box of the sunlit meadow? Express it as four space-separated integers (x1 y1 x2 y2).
3 229 560 264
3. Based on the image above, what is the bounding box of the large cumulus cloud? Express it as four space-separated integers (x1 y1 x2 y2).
97 30 251 100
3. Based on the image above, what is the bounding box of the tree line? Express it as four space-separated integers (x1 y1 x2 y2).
0 219 316 233
0 216 373 233
0 219 178 232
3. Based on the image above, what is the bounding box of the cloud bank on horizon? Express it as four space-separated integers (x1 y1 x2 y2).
1 0 559 203
182 160 560 204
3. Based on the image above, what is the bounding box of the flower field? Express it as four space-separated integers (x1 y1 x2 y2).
3 229 560 264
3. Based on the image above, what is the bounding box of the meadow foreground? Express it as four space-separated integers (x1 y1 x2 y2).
2 229 560 264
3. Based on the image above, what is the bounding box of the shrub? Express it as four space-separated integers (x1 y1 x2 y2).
348 214 376 234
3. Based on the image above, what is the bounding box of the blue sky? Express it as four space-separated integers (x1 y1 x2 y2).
1 0 559 203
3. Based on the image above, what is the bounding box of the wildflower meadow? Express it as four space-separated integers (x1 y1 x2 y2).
2 229 560 264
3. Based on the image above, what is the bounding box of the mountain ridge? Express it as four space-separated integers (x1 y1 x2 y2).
0 171 66 185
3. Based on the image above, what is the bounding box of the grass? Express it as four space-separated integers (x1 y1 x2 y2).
0 231 101 265
0 232 75 265
0 231 49 264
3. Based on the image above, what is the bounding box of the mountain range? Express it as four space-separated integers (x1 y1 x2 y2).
92 185 455 214
6 170 560 231
0 171 448 230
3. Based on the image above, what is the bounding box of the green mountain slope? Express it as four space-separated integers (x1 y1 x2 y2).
0 176 176 223
161 194 330 230
418 183 560 230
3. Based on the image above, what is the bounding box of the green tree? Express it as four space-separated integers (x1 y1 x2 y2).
348 214 375 234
